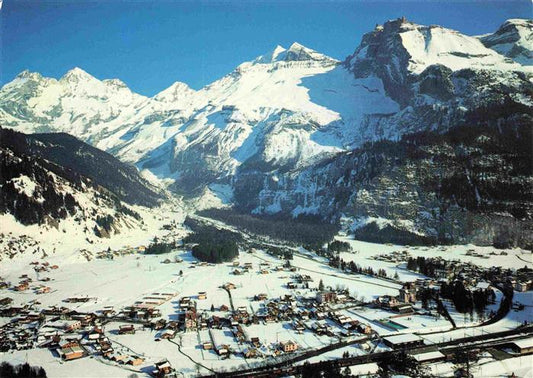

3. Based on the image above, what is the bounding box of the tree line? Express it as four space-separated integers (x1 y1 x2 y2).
184 217 241 263
198 209 338 249
0 362 46 378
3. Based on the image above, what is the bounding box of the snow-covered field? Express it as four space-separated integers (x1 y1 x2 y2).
0 201 186 261
337 236 532 272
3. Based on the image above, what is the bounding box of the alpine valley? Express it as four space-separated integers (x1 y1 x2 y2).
1 15 533 378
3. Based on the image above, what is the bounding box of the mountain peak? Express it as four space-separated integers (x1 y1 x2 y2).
103 78 128 89
254 42 337 65
346 17 521 77
480 18 533 65
60 67 97 83
16 70 43 81
254 45 287 64
284 42 336 63
154 80 195 103
287 42 306 51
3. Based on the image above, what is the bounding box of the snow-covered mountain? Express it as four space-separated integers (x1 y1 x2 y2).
0 68 148 143
0 18 532 246
479 19 533 65
0 128 166 242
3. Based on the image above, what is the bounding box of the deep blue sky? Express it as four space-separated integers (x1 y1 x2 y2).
2 1 531 96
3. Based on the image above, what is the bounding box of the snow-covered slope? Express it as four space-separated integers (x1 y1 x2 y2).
136 42 400 192
0 128 180 259
350 18 524 74
479 19 533 65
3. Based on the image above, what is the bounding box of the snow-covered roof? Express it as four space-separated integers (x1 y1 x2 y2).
411 351 445 362
475 281 491 289
512 337 533 350
383 333 422 345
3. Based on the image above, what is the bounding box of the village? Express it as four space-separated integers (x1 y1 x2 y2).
0 235 532 377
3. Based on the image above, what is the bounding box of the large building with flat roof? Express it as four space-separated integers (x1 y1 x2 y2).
383 333 424 349
510 338 533 355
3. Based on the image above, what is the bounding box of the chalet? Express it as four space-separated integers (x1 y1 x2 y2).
118 325 135 335
152 360 173 377
376 295 399 308
48 320 82 332
59 341 85 361
383 334 424 349
110 354 129 364
167 321 179 330
335 315 359 329
198 292 207 300
223 283 236 290
0 297 13 306
36 286 51 294
254 293 268 301
161 329 176 339
14 282 29 292
280 340 298 353
217 344 229 355
64 297 90 303
232 269 242 275
394 304 415 314
243 347 259 358
152 319 167 330
336 293 348 303
202 341 213 350
97 337 114 357
220 304 229 312
87 328 103 341
71 312 96 326
185 310 197 331
316 291 337 304
126 356 144 366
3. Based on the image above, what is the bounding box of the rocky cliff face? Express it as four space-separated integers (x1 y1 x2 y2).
479 19 533 65
235 112 532 247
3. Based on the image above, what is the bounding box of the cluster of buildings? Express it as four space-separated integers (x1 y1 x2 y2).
375 283 417 314
0 300 156 372
0 263 57 294
93 245 147 260
373 250 533 293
